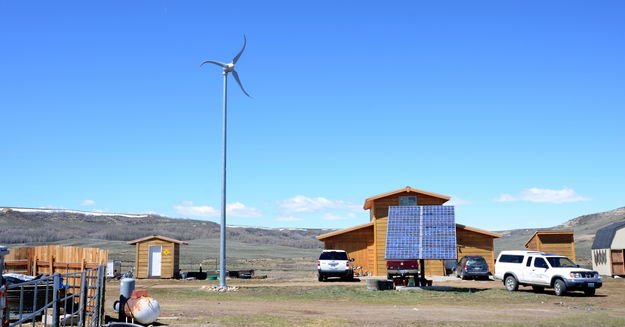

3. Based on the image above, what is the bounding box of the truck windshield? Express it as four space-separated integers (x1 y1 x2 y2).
546 257 576 268
319 252 348 260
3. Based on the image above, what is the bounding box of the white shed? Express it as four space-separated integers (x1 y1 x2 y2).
591 221 625 276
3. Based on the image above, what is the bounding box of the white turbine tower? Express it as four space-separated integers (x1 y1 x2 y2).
202 35 251 288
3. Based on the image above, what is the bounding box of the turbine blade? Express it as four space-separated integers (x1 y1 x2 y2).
232 35 247 64
231 70 252 98
200 60 227 67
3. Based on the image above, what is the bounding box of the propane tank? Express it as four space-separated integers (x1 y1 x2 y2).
124 297 160 324
118 278 135 321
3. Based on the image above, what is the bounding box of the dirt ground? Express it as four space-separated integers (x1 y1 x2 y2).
104 274 625 327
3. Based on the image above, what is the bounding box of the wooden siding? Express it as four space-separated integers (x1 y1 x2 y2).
526 233 576 263
135 240 176 279
322 226 375 274
456 228 496 273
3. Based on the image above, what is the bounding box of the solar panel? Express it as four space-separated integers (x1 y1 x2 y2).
385 206 457 260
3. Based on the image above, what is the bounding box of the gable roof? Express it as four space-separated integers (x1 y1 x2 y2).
316 222 374 240
317 222 500 241
127 235 188 245
592 221 625 249
363 186 451 210
524 230 574 248
456 224 502 238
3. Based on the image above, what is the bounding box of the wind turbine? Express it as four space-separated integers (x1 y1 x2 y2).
202 35 251 288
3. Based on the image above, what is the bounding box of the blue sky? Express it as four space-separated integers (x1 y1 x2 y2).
1 1 624 231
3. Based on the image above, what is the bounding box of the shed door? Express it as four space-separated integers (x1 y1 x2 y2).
148 245 162 277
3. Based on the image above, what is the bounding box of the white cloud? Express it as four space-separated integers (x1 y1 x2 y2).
279 195 360 213
81 200 96 206
446 197 472 205
493 188 590 204
226 202 262 218
276 216 303 222
321 212 356 221
175 203 219 218
175 201 262 218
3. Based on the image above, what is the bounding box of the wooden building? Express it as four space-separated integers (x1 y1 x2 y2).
591 221 625 276
317 187 501 277
128 235 187 279
524 231 576 262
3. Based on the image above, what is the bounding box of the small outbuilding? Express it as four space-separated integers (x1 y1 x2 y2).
591 221 625 276
525 231 576 262
128 235 188 279
317 187 502 277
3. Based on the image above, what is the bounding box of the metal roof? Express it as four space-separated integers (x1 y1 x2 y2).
591 221 625 249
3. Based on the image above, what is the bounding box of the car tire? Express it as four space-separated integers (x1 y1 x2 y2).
318 274 324 282
584 288 596 296
460 272 466 280
531 286 544 293
504 275 519 292
554 279 567 296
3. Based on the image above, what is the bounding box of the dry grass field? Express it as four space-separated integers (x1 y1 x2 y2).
105 272 625 327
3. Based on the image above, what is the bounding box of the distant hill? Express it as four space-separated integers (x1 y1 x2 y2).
3 205 624 266
0 207 330 249
494 206 625 266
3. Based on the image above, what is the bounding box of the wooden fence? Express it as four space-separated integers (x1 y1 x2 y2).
3 245 108 275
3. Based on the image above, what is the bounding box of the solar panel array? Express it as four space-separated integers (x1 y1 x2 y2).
385 206 457 260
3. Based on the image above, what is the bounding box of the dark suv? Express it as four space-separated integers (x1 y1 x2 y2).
455 256 490 280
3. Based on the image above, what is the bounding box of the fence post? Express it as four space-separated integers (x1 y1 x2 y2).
94 266 105 327
78 270 87 327
49 256 55 275
51 274 60 327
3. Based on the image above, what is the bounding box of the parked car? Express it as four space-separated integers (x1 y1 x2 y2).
386 259 419 280
317 250 354 281
455 256 490 280
494 250 602 296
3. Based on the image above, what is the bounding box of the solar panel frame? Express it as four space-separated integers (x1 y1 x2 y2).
385 205 457 260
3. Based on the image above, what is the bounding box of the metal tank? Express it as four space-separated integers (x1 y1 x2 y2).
124 297 160 325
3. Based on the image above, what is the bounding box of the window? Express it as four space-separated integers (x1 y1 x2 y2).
319 252 348 260
499 255 524 264
546 257 576 268
467 257 487 265
399 196 417 206
526 257 533 267
534 257 549 269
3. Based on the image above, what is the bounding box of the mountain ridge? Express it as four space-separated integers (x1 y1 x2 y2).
3 205 624 264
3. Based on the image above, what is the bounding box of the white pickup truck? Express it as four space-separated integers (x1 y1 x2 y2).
494 250 602 296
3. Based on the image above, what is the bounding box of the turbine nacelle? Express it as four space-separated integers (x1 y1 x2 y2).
224 63 235 73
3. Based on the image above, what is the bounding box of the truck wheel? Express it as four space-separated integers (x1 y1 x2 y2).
318 274 324 282
554 279 567 296
531 286 544 293
504 275 519 291
584 288 596 296
387 274 393 280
